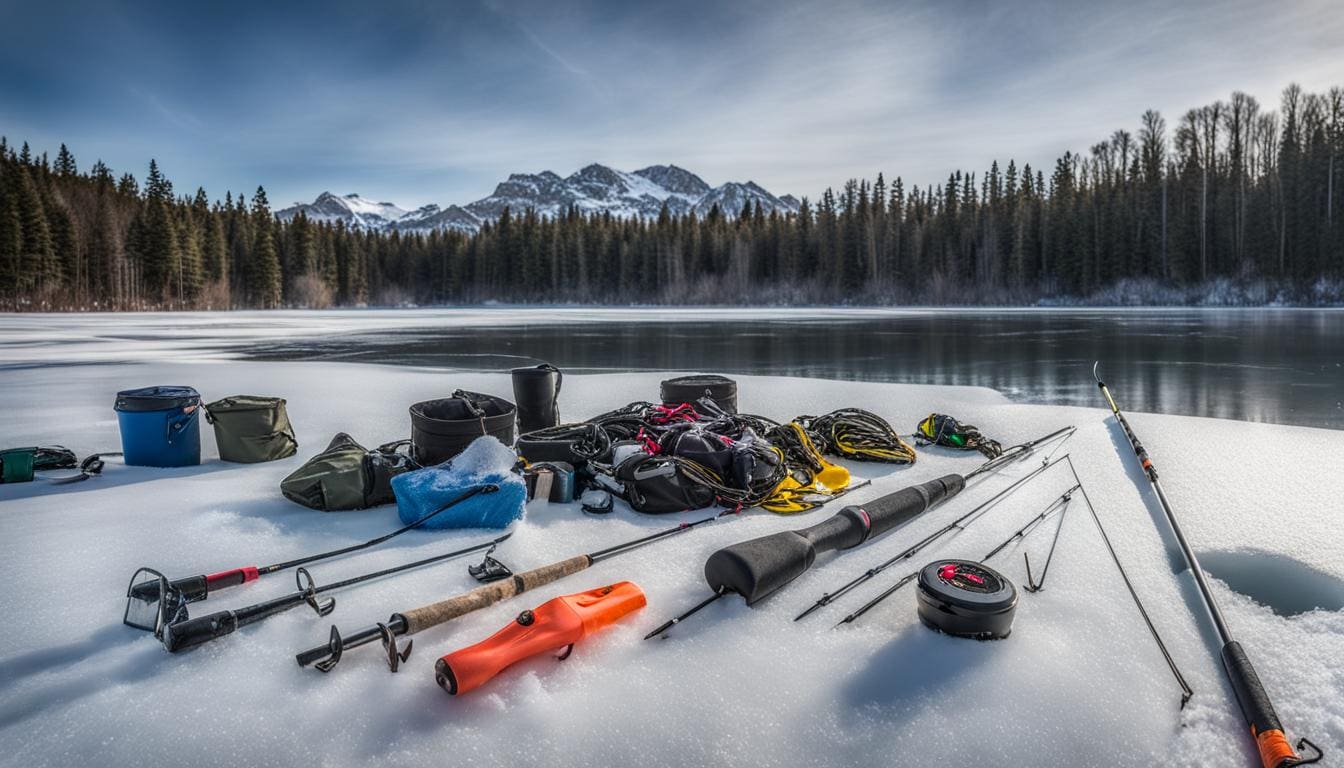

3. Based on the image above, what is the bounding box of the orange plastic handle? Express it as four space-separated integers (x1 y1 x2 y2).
435 581 646 695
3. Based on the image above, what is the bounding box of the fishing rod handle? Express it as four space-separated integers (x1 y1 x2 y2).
1222 641 1308 768
162 592 306 652
436 582 646 695
205 566 260 589
704 475 964 604
396 555 593 634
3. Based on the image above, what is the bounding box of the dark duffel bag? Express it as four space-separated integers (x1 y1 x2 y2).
281 433 417 511
660 374 738 415
410 390 516 467
516 423 612 467
612 452 716 514
204 395 298 463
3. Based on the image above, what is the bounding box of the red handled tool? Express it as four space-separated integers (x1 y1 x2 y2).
435 582 646 695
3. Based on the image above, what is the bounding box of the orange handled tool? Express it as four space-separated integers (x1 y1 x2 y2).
435 581 646 695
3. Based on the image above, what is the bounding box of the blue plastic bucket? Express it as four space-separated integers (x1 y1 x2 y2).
114 386 202 467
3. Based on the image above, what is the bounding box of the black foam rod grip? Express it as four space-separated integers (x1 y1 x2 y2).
858 474 965 540
162 592 306 652
703 474 965 604
1221 640 1284 737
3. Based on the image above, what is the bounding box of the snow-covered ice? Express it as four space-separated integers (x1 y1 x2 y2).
1 330 1342 767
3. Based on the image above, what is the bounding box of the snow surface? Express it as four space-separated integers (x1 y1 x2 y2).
1 336 1342 767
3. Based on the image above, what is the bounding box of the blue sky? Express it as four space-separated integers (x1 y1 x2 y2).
1 0 1340 209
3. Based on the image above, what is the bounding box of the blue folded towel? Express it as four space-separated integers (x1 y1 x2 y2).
392 436 526 529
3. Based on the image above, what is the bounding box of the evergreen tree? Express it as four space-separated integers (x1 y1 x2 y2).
248 186 282 307
54 144 77 177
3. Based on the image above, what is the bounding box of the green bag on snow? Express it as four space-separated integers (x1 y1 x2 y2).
0 448 37 483
204 395 298 464
280 433 417 511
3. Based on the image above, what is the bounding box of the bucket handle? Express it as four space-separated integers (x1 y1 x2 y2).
452 390 489 436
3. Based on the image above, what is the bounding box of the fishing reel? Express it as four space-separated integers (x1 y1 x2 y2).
915 559 1018 640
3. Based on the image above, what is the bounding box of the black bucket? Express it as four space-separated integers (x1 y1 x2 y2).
409 390 517 466
660 374 738 414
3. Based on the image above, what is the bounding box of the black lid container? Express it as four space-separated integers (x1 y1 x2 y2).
660 374 738 415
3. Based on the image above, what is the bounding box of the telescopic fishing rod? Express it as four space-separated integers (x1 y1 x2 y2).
832 484 1079 626
644 425 1075 639
296 513 723 673
127 531 512 653
795 454 1067 621
1094 363 1320 765
123 484 497 627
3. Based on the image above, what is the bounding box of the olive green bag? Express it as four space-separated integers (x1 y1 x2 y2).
280 433 417 512
204 395 298 463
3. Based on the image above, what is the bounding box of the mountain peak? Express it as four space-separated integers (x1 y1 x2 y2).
633 165 710 198
281 164 796 233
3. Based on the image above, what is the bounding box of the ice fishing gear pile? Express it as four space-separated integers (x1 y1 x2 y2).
519 391 887 515
644 425 1074 638
22 357 1312 762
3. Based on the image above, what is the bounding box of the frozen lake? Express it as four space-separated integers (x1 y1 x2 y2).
5 307 1340 429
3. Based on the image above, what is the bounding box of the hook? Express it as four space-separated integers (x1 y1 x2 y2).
1288 737 1323 766
378 622 412 672
296 567 336 616
468 544 513 583
313 625 344 673
556 643 575 661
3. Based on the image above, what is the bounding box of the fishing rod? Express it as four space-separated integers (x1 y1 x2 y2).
1060 454 1193 706
124 484 497 629
795 453 1067 621
833 484 1079 626
297 513 723 673
1095 363 1319 765
127 531 512 653
644 425 1075 639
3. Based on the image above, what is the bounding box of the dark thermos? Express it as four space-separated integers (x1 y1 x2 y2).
511 364 562 434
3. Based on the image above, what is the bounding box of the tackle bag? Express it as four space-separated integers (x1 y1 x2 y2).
410 390 517 467
660 374 738 415
516 423 612 467
281 433 417 511
392 436 527 529
204 395 298 463
0 447 37 483
915 414 1002 459
611 451 716 514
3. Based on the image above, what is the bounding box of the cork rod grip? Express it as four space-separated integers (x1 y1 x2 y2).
399 554 593 633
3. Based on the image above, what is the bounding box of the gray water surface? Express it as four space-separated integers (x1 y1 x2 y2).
245 309 1344 430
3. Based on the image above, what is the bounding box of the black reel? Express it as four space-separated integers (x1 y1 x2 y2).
915 559 1017 640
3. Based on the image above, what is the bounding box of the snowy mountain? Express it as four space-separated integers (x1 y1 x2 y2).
277 164 799 234
276 192 409 229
